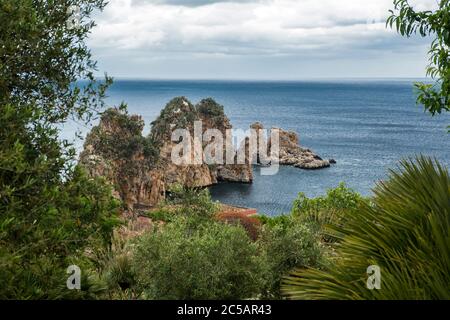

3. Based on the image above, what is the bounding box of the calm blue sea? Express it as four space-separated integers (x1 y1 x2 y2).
65 79 450 215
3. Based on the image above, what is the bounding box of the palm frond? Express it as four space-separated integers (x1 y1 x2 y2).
282 156 450 300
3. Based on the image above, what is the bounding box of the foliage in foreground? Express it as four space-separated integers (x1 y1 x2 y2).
291 182 367 242
0 0 119 299
0 105 120 299
104 186 327 300
282 156 450 300
258 215 325 299
0 0 112 125
91 232 137 300
128 188 267 300
133 217 267 300
388 0 450 123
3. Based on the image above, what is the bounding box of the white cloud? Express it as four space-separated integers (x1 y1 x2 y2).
88 0 437 78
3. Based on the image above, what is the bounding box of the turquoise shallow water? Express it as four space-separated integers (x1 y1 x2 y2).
65 79 450 215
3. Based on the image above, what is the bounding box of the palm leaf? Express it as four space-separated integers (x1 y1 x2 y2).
282 156 450 300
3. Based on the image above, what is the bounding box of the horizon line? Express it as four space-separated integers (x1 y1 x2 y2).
90 76 431 82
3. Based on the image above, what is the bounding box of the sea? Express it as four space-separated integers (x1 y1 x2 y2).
64 79 450 215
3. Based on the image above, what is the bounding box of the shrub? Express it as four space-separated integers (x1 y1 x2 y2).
93 106 160 166
145 185 219 226
258 215 325 299
257 214 295 228
196 98 225 117
150 97 198 143
91 233 139 300
165 184 220 220
0 105 120 299
133 217 268 300
0 0 112 125
282 156 450 300
0 0 119 299
146 208 175 223
196 98 227 127
291 183 367 242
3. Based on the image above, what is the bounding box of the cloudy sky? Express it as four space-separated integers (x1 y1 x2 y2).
88 0 437 79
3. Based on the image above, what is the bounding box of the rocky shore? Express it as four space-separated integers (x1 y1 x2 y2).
79 97 334 210
250 122 333 170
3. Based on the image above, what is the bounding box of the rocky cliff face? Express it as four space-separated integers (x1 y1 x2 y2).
197 99 253 183
80 98 253 210
79 108 165 210
149 97 217 188
149 97 253 187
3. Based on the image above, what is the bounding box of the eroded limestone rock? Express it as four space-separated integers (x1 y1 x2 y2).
80 98 333 211
266 126 332 170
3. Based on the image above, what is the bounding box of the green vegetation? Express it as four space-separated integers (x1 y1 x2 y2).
0 0 120 299
0 0 112 125
196 98 227 127
91 234 137 299
133 217 267 300
258 215 325 299
1 0 448 301
104 186 327 300
165 184 220 220
282 156 450 300
89 106 159 164
388 0 450 122
149 97 229 144
196 98 226 117
0 104 120 299
292 182 367 242
150 97 198 143
84 159 450 300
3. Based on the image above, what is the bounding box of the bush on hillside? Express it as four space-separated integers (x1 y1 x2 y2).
291 183 367 242
258 215 325 299
196 98 225 118
133 217 268 300
165 184 220 220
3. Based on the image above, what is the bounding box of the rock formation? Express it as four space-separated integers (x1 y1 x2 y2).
197 98 253 183
79 97 333 210
79 108 165 210
268 126 331 169
149 97 217 188
250 122 268 165
149 97 253 187
248 122 332 169
80 97 253 210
